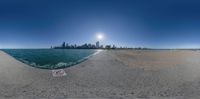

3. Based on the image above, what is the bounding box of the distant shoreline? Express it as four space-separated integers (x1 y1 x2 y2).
1 48 200 50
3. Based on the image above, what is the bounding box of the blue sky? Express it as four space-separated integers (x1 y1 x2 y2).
0 0 200 48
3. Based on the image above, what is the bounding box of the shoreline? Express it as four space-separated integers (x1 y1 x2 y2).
0 50 200 98
1 49 102 70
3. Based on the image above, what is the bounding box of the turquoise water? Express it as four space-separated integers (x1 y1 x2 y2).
2 49 97 69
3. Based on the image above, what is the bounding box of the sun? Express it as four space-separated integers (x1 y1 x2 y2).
96 34 104 40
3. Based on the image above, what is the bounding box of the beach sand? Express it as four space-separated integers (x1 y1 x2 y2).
0 50 200 98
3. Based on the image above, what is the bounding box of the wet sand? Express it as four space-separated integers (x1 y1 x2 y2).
0 50 200 99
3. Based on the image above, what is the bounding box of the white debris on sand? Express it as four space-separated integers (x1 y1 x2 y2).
52 69 67 77
0 50 200 99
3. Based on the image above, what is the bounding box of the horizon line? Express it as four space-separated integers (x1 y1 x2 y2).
0 47 200 50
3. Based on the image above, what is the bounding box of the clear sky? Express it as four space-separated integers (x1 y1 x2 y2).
0 0 200 48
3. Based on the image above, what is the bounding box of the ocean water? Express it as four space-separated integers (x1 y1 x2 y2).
2 49 97 69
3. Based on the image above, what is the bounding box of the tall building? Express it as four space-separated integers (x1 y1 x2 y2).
96 41 100 48
62 42 65 48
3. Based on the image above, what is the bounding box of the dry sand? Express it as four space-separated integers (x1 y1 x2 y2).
0 50 200 99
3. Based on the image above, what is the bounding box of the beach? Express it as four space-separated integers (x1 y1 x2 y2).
0 50 200 99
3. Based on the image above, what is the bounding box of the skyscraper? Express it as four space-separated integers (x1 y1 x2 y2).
96 41 100 48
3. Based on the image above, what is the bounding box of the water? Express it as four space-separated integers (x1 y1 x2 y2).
2 49 97 69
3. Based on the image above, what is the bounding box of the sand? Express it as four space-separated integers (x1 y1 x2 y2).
0 50 200 99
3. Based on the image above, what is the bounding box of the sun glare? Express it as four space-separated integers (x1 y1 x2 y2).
96 34 104 40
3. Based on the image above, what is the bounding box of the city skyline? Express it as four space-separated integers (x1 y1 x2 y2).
53 41 117 49
0 0 200 49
